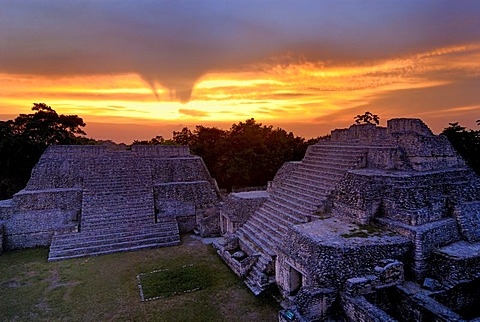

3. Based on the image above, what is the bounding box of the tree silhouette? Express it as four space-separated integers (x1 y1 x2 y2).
0 103 90 199
442 122 480 175
354 111 380 125
165 119 318 191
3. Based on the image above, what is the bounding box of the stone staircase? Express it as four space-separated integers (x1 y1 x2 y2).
235 143 368 294
48 152 180 261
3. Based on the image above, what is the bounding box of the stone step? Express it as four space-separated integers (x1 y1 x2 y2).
309 144 367 152
81 208 154 217
48 238 180 262
296 165 346 180
81 199 153 209
84 181 151 187
303 155 363 166
281 178 333 195
270 194 316 215
273 188 320 208
53 223 176 241
50 229 176 251
276 184 325 204
237 225 275 256
243 221 280 249
248 216 285 245
262 200 309 224
253 209 288 235
299 160 358 173
81 217 155 230
288 173 340 188
255 207 293 231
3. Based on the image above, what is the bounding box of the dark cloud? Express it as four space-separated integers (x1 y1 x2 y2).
1 0 479 102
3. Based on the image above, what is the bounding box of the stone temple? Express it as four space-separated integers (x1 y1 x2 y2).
0 118 479 320
214 118 480 321
0 145 220 261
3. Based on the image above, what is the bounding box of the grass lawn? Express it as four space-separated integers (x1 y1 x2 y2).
0 234 280 321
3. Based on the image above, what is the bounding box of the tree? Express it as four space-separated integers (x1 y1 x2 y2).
441 122 480 175
354 111 380 125
13 103 86 146
166 119 315 191
0 104 91 199
132 135 176 145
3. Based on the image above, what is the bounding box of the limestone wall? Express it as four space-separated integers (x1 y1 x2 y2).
1 145 220 248
277 222 411 292
333 168 477 226
331 123 389 143
151 157 211 184
131 145 190 157
267 161 301 193
219 191 268 234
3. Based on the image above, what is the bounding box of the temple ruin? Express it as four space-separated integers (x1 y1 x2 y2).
0 118 479 320
215 118 480 321
0 145 220 261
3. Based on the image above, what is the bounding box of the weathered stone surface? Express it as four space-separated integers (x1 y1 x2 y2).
0 145 220 260
0 222 4 254
216 118 480 321
219 191 268 234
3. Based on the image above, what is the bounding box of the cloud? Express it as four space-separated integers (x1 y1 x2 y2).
1 0 480 103
178 108 209 117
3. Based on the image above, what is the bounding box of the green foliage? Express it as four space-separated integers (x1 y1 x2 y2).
441 122 480 175
171 118 319 191
0 103 91 199
354 111 380 125
132 135 177 146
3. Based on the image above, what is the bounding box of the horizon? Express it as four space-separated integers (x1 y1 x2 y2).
1 1 479 144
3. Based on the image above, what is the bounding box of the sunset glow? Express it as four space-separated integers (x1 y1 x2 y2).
1 1 479 143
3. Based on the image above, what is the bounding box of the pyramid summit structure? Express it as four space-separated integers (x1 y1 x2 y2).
215 118 480 321
0 145 220 260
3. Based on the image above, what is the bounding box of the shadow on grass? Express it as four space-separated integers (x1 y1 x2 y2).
0 235 280 321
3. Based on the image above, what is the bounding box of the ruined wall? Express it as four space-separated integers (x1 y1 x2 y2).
332 168 477 226
267 161 301 193
219 191 268 234
154 181 218 232
277 223 411 293
331 123 389 143
151 155 220 232
387 118 465 171
0 220 5 254
3 189 82 249
430 242 480 288
1 145 220 248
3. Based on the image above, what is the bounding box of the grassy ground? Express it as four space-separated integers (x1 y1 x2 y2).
0 234 280 321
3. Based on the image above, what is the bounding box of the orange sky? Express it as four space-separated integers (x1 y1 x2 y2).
1 1 479 143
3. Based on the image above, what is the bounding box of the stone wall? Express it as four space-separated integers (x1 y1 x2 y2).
430 241 480 288
276 220 411 294
332 168 477 226
331 123 389 143
267 161 301 193
341 295 396 322
0 221 4 254
130 145 190 157
1 145 220 249
219 191 268 234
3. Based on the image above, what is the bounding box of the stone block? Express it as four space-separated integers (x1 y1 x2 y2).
454 202 480 242
0 222 4 255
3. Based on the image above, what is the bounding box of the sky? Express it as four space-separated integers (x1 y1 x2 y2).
1 0 479 143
